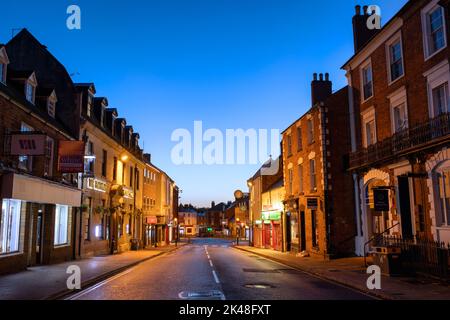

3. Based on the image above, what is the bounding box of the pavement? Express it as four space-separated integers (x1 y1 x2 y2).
234 245 450 300
0 243 185 300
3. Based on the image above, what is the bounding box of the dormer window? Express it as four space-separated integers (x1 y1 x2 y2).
47 91 57 118
0 47 9 84
87 94 93 117
24 72 37 104
0 63 5 84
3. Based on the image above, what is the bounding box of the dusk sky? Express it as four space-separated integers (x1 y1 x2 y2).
1 0 408 207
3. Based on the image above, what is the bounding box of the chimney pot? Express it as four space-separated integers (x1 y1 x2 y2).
313 73 318 81
325 73 329 81
355 5 361 15
363 5 368 15
319 73 324 81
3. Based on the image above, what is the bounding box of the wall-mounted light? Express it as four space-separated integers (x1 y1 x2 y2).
121 154 129 162
84 155 96 160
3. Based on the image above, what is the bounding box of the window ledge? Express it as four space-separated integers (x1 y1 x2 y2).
425 46 447 62
388 74 404 86
0 251 23 259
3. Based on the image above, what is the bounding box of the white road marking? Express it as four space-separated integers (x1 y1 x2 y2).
65 267 136 300
209 260 214 267
212 270 220 284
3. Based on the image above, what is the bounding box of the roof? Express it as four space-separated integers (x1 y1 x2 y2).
8 69 34 79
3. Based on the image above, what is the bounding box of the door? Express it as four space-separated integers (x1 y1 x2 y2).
35 208 44 264
300 211 306 251
398 176 413 239
263 223 271 248
285 213 292 252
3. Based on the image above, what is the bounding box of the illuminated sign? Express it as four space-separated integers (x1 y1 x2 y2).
262 211 281 221
86 178 107 193
58 141 85 173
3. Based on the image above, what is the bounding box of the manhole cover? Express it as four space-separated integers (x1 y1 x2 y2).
244 284 275 289
243 268 280 273
178 290 225 300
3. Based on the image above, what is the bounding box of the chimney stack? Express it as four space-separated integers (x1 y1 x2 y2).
211 201 215 208
143 153 151 164
352 5 380 52
311 73 332 106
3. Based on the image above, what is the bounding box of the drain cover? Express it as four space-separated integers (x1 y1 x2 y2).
243 268 280 273
245 284 275 289
179 290 225 300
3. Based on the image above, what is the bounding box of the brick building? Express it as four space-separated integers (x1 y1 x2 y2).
281 74 354 258
343 1 450 255
142 154 162 247
0 32 82 274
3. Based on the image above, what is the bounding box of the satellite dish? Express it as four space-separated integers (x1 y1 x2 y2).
234 190 244 200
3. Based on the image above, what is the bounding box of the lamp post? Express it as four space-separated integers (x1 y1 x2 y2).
236 218 240 245
174 218 178 246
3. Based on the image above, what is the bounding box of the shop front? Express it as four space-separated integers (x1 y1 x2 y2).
144 216 157 247
0 172 81 275
261 210 282 251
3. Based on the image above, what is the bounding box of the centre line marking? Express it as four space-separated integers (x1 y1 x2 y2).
209 260 214 267
212 270 220 284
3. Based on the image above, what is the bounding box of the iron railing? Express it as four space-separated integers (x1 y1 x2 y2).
376 235 450 280
350 113 450 170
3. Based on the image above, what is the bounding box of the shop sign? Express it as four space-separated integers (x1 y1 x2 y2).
255 220 262 225
262 210 281 221
373 189 389 212
86 178 107 193
146 216 157 224
307 198 318 210
58 140 85 173
10 133 46 156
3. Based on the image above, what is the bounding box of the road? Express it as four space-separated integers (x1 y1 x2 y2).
67 238 372 300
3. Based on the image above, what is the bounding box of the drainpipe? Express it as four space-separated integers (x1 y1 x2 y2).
320 103 331 257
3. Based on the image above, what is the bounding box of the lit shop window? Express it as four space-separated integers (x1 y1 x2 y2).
54 205 69 246
0 199 22 254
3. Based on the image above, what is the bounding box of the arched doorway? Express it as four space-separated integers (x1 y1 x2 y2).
364 179 389 241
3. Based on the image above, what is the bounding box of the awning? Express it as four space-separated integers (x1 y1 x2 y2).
1 173 81 207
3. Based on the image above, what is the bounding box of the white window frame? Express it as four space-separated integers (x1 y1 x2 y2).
309 158 317 192
424 60 450 118
386 32 405 85
433 163 450 227
0 199 22 255
361 107 377 148
0 63 5 84
388 86 409 134
44 137 54 177
421 0 448 61
360 59 374 103
0 47 9 84
54 204 70 246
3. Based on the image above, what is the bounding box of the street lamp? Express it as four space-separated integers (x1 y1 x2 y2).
236 218 240 245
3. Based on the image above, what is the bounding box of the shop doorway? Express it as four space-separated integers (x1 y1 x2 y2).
285 212 292 252
35 207 44 264
398 175 413 239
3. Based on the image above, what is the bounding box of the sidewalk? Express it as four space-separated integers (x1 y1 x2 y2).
234 245 450 300
0 244 185 300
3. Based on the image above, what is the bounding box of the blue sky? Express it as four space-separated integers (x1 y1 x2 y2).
1 0 408 207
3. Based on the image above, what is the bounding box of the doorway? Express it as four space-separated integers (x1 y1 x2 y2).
398 175 413 239
35 206 44 264
300 211 306 251
285 212 291 252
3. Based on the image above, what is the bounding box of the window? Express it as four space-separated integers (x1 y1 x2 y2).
87 94 93 117
392 103 408 132
47 99 56 118
309 159 317 191
298 164 304 193
422 3 447 58
288 168 293 195
297 127 302 151
18 123 33 171
388 39 404 82
0 63 5 84
102 150 107 177
362 108 377 147
44 137 54 177
389 88 409 133
113 157 117 180
136 169 140 191
25 82 35 104
0 199 22 254
361 62 373 101
432 83 449 115
129 166 133 187
436 169 450 226
307 118 314 144
84 142 94 174
54 205 69 246
286 135 292 156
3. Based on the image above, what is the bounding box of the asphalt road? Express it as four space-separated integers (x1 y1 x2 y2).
67 238 372 300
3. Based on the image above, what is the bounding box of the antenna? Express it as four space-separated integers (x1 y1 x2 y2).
70 72 80 78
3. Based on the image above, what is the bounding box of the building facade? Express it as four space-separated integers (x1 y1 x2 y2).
343 1 450 256
281 74 355 258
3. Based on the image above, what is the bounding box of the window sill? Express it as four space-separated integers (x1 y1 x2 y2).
387 74 404 86
0 251 23 259
54 244 70 249
424 45 447 62
361 96 374 105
